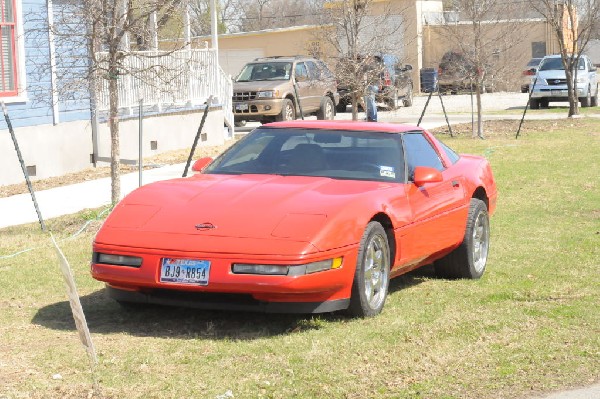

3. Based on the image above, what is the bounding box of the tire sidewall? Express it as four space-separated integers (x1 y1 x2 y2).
464 199 489 279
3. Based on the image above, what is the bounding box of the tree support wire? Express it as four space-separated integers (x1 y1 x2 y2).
183 95 214 178
2 101 46 231
417 87 454 137
516 76 538 139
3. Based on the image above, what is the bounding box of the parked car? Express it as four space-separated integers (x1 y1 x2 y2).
91 120 498 317
521 57 543 93
336 54 413 112
530 54 598 109
437 51 495 93
232 56 339 126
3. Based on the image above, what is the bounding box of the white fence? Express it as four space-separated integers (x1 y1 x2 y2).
95 48 233 132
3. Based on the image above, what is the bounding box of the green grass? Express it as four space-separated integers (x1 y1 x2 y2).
1 119 599 398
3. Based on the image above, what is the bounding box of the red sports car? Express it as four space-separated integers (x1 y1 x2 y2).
91 120 497 317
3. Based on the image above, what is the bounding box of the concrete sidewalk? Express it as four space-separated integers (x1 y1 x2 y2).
0 162 187 229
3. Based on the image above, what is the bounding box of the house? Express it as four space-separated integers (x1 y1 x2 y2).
0 0 231 187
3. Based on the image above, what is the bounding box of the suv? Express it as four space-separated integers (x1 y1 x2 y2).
438 51 495 93
336 54 413 112
232 56 339 125
530 54 598 109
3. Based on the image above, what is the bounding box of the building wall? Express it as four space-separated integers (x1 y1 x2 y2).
2 108 227 186
422 20 557 91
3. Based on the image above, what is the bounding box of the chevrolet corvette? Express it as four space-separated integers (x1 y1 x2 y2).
91 120 498 317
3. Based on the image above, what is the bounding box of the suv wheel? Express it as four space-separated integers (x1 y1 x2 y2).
317 97 335 120
580 86 592 107
276 99 296 121
529 99 540 110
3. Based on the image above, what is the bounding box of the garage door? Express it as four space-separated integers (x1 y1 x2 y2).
219 49 265 78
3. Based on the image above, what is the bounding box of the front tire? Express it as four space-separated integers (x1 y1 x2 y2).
580 86 591 107
529 98 540 110
434 198 490 279
348 222 391 317
275 99 296 121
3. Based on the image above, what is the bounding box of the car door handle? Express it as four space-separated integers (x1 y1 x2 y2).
452 180 460 188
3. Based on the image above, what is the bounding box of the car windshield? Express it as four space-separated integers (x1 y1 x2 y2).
204 127 406 182
539 57 585 71
236 62 292 82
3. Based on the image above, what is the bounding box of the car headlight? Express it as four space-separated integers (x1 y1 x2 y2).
95 252 143 267
232 257 343 276
533 77 546 86
576 76 587 83
256 90 278 98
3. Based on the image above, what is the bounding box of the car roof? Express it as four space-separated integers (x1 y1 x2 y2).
260 120 425 134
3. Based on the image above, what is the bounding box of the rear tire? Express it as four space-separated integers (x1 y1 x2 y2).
317 96 335 120
348 222 391 317
434 198 490 279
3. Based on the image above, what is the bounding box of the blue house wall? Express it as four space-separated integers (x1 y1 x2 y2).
0 0 90 130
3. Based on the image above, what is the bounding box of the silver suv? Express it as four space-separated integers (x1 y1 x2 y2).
530 54 598 109
232 56 339 125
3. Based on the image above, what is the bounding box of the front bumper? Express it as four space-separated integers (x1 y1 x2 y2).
233 99 285 119
531 85 586 100
91 244 358 312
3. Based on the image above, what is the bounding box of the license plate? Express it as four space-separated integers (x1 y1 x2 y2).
235 103 248 111
160 258 210 285
551 90 567 96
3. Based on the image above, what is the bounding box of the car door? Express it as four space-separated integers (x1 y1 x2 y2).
399 132 468 265
294 62 315 113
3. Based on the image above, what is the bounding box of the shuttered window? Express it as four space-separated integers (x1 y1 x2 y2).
0 0 17 96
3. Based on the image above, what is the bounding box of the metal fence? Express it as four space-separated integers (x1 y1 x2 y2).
95 48 233 132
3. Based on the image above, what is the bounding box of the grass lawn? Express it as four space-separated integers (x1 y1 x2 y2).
0 119 598 399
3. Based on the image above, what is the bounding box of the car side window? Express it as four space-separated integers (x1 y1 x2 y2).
403 132 444 180
295 62 309 80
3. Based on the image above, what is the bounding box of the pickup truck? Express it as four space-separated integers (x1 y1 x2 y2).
530 54 598 109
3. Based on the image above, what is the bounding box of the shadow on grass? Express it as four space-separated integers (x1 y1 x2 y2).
32 266 436 339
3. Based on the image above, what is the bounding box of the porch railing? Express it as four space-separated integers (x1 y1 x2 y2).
95 48 233 136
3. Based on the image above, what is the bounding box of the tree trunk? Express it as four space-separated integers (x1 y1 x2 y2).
108 70 121 205
565 67 579 117
351 92 359 121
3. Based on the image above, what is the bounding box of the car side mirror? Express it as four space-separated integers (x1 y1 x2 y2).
413 166 443 186
295 74 307 83
192 157 213 173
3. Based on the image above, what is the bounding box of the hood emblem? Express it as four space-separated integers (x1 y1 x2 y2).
195 222 216 230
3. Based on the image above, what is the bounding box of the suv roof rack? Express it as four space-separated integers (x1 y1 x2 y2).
252 55 306 61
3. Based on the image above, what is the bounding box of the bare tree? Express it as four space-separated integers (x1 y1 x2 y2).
316 0 410 120
437 0 529 137
28 0 188 204
531 0 600 117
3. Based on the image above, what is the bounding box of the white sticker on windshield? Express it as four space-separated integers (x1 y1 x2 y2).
379 166 396 178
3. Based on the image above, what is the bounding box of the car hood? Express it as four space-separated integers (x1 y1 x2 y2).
233 80 289 92
537 70 567 80
95 174 398 255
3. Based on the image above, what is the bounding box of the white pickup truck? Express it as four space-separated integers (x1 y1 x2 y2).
530 54 598 109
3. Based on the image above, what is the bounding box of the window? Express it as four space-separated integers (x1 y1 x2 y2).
0 0 17 96
403 132 444 179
